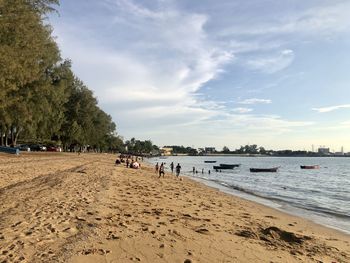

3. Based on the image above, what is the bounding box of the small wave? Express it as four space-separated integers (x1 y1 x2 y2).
302 205 350 219
194 176 350 220
208 179 286 203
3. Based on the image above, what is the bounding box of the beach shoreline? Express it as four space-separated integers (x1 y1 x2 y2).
146 155 350 236
0 153 349 262
187 174 350 236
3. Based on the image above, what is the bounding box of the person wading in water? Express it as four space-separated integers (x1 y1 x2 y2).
170 162 174 174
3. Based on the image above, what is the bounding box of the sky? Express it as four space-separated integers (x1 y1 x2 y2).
49 0 350 151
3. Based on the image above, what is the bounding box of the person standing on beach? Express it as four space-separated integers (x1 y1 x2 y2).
155 162 159 173
158 163 165 178
126 158 130 168
176 163 181 177
192 167 195 174
170 162 174 173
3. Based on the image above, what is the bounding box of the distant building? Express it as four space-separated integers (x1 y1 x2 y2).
318 147 330 155
160 147 173 156
335 146 344 156
204 147 216 153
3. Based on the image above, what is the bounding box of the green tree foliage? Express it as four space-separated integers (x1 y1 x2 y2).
0 0 61 145
0 0 124 151
125 138 155 155
27 0 60 14
222 146 230 153
235 144 259 154
57 73 123 152
258 146 266 154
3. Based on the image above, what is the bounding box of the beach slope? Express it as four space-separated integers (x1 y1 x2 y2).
0 153 349 262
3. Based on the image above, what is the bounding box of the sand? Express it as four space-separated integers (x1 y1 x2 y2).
0 153 349 263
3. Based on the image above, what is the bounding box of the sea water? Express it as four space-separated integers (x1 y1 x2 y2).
147 156 350 234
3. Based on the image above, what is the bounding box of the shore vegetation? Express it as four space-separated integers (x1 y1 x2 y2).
0 0 124 152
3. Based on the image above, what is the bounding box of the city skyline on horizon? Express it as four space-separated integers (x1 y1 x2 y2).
159 143 346 153
50 0 350 150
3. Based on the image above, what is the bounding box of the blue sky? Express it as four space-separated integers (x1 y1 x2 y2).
50 0 350 151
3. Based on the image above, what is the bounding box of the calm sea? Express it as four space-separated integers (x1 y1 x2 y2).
147 156 350 234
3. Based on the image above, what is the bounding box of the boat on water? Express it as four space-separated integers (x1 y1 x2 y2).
213 164 240 170
219 164 240 168
213 165 234 170
204 160 217 163
250 167 279 173
300 165 320 169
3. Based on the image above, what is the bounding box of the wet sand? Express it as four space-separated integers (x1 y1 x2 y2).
0 153 349 262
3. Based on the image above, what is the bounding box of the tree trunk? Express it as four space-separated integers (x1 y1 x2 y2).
0 126 3 146
4 133 8 147
13 127 22 146
10 126 14 146
4 126 10 146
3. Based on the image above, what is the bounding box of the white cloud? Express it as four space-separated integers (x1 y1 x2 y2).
219 2 350 37
224 114 313 132
238 98 272 105
231 107 253 113
228 39 284 54
246 49 294 73
340 121 350 126
51 0 330 149
111 0 165 19
312 104 350 113
53 0 233 122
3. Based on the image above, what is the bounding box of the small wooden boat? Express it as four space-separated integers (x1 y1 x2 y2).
219 164 240 168
204 160 217 163
300 165 320 169
250 167 278 173
213 164 240 170
213 165 234 170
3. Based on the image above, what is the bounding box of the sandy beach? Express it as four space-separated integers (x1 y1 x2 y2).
0 153 349 263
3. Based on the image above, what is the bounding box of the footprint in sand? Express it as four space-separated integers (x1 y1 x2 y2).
11 221 22 228
265 215 277 219
106 231 120 240
80 248 111 255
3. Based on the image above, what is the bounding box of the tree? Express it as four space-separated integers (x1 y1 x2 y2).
0 0 123 150
60 77 98 148
0 0 60 145
259 146 266 154
125 138 156 154
222 146 230 153
27 0 59 14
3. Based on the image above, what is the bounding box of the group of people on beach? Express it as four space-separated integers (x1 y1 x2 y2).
115 154 184 177
115 154 142 169
155 161 181 178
